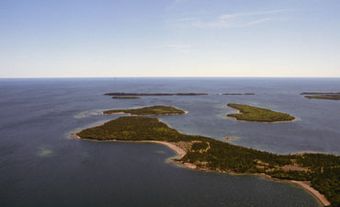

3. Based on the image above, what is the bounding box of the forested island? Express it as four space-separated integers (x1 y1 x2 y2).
105 92 208 97
103 105 185 115
222 93 255 95
111 96 140 99
227 103 295 122
76 114 339 206
301 92 340 100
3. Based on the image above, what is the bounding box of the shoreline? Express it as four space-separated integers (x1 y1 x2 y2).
72 133 195 169
158 141 330 207
225 113 299 124
226 105 297 123
290 181 330 206
73 133 329 206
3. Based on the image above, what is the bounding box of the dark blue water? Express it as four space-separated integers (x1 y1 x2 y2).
1 78 339 207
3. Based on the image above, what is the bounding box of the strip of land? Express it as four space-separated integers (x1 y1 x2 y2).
111 96 140 99
76 115 339 206
103 105 186 115
105 92 208 96
301 92 340 95
227 103 295 122
301 92 340 100
222 93 255 96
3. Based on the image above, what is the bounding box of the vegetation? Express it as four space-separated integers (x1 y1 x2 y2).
103 105 185 116
301 92 340 95
105 92 208 96
227 103 295 122
111 96 140 99
222 93 255 95
305 95 340 100
301 92 340 100
77 116 340 206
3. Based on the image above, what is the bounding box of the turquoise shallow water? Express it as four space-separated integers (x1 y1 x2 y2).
1 78 339 206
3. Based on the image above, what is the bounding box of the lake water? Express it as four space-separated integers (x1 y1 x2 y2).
1 78 340 207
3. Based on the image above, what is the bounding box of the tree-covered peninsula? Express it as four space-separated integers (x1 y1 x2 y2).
77 115 339 206
227 103 295 122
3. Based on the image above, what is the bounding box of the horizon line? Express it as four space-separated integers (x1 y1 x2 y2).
1 76 340 79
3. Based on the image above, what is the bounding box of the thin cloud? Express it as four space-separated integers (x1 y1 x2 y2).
187 9 292 29
243 18 273 27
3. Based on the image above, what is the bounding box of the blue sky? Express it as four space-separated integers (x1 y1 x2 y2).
0 0 339 77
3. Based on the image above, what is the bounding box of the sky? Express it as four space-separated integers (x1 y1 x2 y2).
0 0 339 77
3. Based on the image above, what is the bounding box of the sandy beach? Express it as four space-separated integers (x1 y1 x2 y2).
149 141 197 169
148 141 186 159
72 132 186 159
290 180 330 206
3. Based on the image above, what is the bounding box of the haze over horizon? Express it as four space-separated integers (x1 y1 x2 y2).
1 0 339 78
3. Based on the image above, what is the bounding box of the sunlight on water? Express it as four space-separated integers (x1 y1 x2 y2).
73 110 104 119
37 146 54 157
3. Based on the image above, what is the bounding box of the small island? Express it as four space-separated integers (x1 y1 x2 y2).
111 96 140 99
76 115 339 206
301 92 340 100
227 103 295 122
222 93 255 96
104 92 208 96
103 105 186 116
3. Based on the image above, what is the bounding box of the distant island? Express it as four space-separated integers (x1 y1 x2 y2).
76 113 339 206
111 96 140 99
301 92 340 100
222 93 255 96
103 105 186 115
227 103 295 122
105 92 208 97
